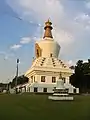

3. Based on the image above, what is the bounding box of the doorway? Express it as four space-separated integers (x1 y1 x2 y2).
43 88 47 93
34 87 38 92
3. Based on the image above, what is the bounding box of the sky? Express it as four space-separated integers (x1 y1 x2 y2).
0 0 90 82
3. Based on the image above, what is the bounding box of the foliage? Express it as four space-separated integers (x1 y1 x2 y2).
0 75 29 90
70 59 90 93
10 75 29 88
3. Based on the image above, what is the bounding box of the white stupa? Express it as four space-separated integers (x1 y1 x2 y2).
48 73 74 100
23 20 79 94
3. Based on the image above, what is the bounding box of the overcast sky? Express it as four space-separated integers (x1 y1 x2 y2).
0 0 90 82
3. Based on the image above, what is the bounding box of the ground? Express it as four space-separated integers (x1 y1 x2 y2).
0 94 90 120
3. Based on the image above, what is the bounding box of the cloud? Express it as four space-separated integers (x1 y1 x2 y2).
6 0 64 22
85 1 90 9
10 44 22 50
20 37 31 44
53 28 74 55
10 37 31 52
6 0 73 55
75 13 90 21
75 13 90 29
6 0 90 61
4 53 15 60
0 51 14 60
66 60 77 66
83 60 88 63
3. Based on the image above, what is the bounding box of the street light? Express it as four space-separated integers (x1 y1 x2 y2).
15 58 19 94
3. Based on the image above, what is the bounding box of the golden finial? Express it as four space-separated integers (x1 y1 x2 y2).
43 19 53 38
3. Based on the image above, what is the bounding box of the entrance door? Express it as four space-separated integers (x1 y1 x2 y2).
74 89 76 93
43 88 47 93
34 87 38 92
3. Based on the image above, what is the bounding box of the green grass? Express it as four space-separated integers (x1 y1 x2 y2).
0 94 90 120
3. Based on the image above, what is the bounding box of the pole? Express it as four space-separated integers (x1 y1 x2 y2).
15 58 19 94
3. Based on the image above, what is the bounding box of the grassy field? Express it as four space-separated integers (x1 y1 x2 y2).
0 94 90 120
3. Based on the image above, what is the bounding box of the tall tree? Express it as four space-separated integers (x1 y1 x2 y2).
70 59 90 93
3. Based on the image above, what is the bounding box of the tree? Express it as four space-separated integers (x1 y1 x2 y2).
11 75 29 88
70 59 90 93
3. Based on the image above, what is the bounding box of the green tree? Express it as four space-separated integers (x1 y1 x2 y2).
70 59 90 93
11 75 29 88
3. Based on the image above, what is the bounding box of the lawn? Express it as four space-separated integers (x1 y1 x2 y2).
0 94 90 120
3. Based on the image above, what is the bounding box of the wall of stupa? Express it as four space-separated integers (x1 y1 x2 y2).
37 38 60 58
26 70 71 85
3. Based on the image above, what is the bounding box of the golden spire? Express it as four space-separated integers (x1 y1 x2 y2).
43 19 53 38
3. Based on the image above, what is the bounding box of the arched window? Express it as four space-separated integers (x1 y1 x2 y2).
37 49 39 57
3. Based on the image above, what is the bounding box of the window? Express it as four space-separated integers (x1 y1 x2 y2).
37 49 39 57
31 76 33 83
41 76 45 82
43 88 47 92
52 77 56 83
31 76 33 79
50 53 53 57
34 87 38 92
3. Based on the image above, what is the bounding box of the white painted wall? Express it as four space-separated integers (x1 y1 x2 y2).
38 87 43 92
35 75 59 84
30 87 34 92
76 88 79 93
65 77 70 84
37 38 60 58
34 73 60 83
35 75 40 83
47 87 54 93
68 87 74 93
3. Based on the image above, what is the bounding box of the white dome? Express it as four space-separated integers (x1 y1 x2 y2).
37 37 60 58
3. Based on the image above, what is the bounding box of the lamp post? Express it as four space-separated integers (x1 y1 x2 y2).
15 58 19 94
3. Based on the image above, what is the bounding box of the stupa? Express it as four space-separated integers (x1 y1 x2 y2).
48 73 74 100
24 19 79 94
